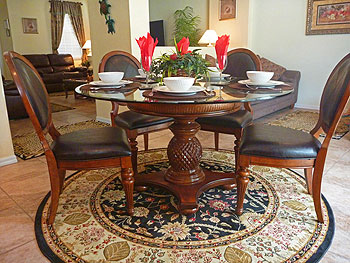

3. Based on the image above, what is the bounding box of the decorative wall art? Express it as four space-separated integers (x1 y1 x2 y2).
99 0 116 34
219 0 236 20
306 0 350 34
22 18 38 34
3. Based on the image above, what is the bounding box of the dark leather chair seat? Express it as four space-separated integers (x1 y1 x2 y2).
196 110 253 129
115 111 173 130
240 124 321 159
51 127 131 160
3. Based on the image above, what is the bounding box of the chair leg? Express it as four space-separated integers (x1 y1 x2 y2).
128 135 138 175
233 129 243 173
121 157 134 216
235 167 250 216
312 164 325 223
48 168 61 225
304 168 313 195
58 169 66 194
143 133 149 151
214 132 219 151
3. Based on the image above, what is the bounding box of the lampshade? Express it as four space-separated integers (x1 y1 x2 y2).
82 40 91 49
198 30 218 47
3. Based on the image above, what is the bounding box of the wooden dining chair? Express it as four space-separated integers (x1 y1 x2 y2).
4 51 135 225
235 53 350 223
197 48 261 171
99 51 173 174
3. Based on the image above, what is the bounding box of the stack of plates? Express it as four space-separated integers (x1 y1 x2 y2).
89 80 133 87
154 86 204 96
238 79 285 88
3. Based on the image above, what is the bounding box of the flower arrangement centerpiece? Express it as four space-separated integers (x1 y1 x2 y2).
151 37 209 81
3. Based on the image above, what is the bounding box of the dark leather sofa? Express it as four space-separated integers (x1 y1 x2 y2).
23 54 87 93
3 76 28 119
3 54 87 119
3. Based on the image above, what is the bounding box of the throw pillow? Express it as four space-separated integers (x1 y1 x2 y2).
205 54 216 67
258 56 286 80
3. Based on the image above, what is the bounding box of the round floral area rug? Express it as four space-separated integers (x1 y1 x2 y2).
35 149 334 263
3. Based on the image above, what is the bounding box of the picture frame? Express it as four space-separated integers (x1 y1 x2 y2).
22 18 38 34
306 0 350 35
219 0 236 21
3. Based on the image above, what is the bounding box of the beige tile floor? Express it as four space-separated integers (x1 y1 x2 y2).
0 95 349 262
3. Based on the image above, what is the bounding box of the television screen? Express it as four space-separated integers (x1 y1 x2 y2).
150 20 165 46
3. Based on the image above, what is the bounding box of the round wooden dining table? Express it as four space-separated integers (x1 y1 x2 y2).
76 81 293 215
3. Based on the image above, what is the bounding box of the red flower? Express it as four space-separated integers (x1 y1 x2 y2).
177 37 190 55
215 35 230 70
136 32 158 72
170 53 177 60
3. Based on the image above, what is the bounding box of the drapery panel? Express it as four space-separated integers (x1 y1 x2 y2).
50 1 87 62
50 0 65 54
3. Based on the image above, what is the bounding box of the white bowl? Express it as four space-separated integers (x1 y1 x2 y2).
246 71 274 84
138 69 146 77
98 72 124 83
163 77 195 91
208 67 220 78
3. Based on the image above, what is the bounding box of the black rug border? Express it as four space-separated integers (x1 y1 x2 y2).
288 169 335 263
35 159 335 263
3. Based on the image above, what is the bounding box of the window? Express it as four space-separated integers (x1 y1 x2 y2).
57 14 82 59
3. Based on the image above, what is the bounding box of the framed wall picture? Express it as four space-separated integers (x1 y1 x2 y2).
22 18 38 34
306 0 350 35
219 0 236 21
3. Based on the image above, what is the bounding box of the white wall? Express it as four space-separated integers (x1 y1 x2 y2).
209 0 250 48
0 68 17 167
249 0 350 109
129 0 150 59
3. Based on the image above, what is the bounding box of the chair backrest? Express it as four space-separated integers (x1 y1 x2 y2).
224 48 262 79
4 51 52 131
318 53 350 138
99 50 141 78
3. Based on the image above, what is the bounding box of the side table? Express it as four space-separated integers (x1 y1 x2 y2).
63 79 89 99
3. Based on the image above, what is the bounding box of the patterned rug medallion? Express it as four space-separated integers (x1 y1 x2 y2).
268 110 350 139
35 149 334 263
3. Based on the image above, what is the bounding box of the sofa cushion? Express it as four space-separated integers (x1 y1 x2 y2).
63 71 86 79
258 56 286 80
24 54 50 68
48 54 74 66
36 67 54 74
53 65 75 72
42 72 64 84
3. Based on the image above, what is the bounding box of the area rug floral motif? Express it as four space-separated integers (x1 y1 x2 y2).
268 110 350 139
12 120 109 160
35 149 334 263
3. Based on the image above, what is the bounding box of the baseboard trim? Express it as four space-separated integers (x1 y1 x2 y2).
96 116 111 124
0 155 17 167
295 104 319 110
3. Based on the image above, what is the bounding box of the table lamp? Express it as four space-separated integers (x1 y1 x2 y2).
198 30 218 47
82 40 92 56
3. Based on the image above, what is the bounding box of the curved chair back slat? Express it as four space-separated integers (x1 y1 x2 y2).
99 50 141 78
319 53 350 136
4 51 51 131
224 48 262 79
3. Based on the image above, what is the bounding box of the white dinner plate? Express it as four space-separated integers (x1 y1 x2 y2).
238 79 285 87
154 86 204 96
89 80 133 86
209 73 230 79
